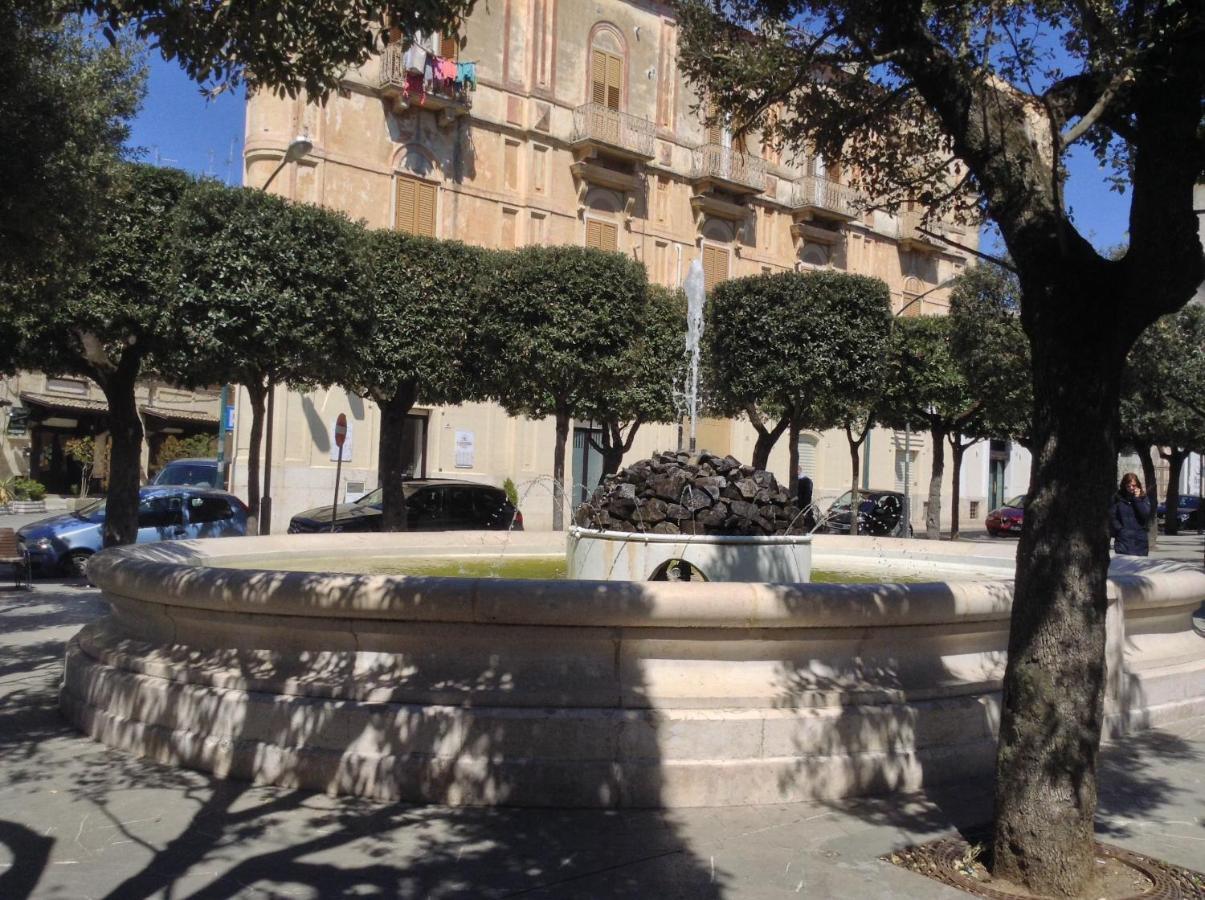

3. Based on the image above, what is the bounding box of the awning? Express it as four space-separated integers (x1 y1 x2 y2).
19 391 108 415
141 406 218 427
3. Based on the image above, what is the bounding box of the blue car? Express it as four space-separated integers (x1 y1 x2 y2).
18 486 249 576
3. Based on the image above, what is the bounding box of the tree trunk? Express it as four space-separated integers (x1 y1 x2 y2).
748 408 790 471
992 290 1125 895
1161 447 1189 536
1135 444 1159 550
378 384 418 532
99 370 143 547
926 424 946 540
596 419 631 478
244 379 267 536
949 438 967 539
260 380 276 535
552 409 570 531
846 428 861 538
788 415 802 494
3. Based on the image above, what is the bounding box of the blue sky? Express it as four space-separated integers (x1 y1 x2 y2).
127 55 1132 254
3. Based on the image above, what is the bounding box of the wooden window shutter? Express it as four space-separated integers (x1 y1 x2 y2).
439 33 459 60
396 175 437 237
703 245 728 292
586 218 602 249
605 53 621 110
591 49 607 106
585 219 618 252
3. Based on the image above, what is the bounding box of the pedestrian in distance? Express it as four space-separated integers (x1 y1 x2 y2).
1110 472 1151 557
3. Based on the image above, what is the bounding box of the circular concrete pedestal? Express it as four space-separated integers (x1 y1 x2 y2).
62 532 1205 808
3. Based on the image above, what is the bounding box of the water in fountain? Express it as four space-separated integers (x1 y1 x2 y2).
682 258 706 452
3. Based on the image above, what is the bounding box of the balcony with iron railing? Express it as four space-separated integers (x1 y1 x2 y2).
790 175 863 222
570 103 655 162
377 43 471 119
690 143 767 196
896 209 962 254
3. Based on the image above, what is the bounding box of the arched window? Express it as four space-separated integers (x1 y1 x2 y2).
797 433 820 481
589 26 626 111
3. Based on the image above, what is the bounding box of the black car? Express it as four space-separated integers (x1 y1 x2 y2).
822 489 911 537
288 480 522 533
1156 495 1203 532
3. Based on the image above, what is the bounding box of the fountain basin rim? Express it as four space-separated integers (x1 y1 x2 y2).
567 526 812 546
84 533 1205 631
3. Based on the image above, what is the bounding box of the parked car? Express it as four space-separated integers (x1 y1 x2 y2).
821 489 910 537
1157 495 1203 532
288 479 522 533
152 457 221 488
986 495 1027 537
18 486 249 575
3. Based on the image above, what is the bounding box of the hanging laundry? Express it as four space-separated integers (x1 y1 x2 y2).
403 41 426 75
457 61 478 90
403 71 425 106
437 57 458 83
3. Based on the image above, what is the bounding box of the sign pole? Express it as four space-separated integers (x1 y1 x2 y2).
331 414 348 532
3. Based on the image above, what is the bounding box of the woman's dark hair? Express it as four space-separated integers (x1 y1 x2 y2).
1120 472 1142 492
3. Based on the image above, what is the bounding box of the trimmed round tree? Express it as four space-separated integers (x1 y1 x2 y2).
481 246 648 531
705 271 891 512
351 229 488 531
2 163 193 547
169 181 367 532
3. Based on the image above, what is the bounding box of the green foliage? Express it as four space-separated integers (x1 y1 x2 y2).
76 0 478 98
481 246 649 420
948 266 1032 443
2 163 195 381
352 229 487 406
1121 305 1205 453
63 437 96 467
706 271 892 430
157 434 218 465
0 4 144 326
6 477 47 502
503 477 519 508
168 180 369 392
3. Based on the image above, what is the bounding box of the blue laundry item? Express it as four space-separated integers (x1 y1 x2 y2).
457 61 477 89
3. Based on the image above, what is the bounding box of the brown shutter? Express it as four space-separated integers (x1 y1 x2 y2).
591 49 607 106
396 176 437 237
702 245 728 292
395 176 416 233
439 33 459 60
606 53 622 110
585 219 618 252
585 218 602 249
415 180 437 237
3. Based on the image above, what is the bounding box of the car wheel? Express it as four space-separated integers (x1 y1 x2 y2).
64 550 92 578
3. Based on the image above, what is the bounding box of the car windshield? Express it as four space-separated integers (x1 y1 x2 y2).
352 484 425 508
154 463 216 486
1005 495 1027 508
74 498 106 520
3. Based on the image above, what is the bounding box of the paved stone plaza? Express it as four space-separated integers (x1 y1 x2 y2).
1 535 1202 898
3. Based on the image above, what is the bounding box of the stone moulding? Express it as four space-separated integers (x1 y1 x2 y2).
61 533 1205 808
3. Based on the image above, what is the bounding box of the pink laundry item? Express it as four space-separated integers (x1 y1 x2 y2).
437 57 458 81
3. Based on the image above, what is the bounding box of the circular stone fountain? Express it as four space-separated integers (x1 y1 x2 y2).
62 529 1205 808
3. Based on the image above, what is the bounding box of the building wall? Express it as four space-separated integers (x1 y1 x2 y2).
239 0 990 533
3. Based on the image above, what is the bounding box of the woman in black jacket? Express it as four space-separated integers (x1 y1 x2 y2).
1110 472 1151 556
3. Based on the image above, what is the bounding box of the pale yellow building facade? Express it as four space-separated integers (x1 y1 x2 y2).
236 0 1026 532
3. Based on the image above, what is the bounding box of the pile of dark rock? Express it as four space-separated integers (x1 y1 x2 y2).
573 450 804 536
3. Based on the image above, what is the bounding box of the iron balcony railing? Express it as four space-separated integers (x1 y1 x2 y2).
378 43 470 108
690 143 767 193
791 175 863 219
570 103 655 159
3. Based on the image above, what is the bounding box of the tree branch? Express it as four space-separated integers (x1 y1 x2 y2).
1059 69 1133 147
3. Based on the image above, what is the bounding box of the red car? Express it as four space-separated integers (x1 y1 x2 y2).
986 495 1026 536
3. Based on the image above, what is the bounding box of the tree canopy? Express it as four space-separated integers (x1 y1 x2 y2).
481 245 649 530
0 4 143 309
677 1 1203 892
354 229 488 529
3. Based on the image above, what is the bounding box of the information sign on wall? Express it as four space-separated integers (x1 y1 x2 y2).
454 430 475 468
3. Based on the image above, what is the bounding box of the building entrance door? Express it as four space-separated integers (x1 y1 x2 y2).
571 425 604 505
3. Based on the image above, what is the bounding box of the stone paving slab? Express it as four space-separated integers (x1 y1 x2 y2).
1 580 1202 899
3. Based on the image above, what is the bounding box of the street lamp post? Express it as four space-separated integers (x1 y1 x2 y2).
254 135 311 535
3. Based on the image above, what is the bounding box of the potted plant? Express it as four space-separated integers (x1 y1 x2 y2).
6 477 48 514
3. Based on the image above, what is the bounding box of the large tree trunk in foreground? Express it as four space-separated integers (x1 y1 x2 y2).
992 287 1125 895
1135 443 1159 550
552 408 570 531
949 437 970 539
787 415 802 494
99 369 143 547
926 424 946 540
378 383 418 532
845 426 862 538
244 378 267 537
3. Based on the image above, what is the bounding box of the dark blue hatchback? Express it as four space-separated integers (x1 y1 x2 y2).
18 486 248 575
